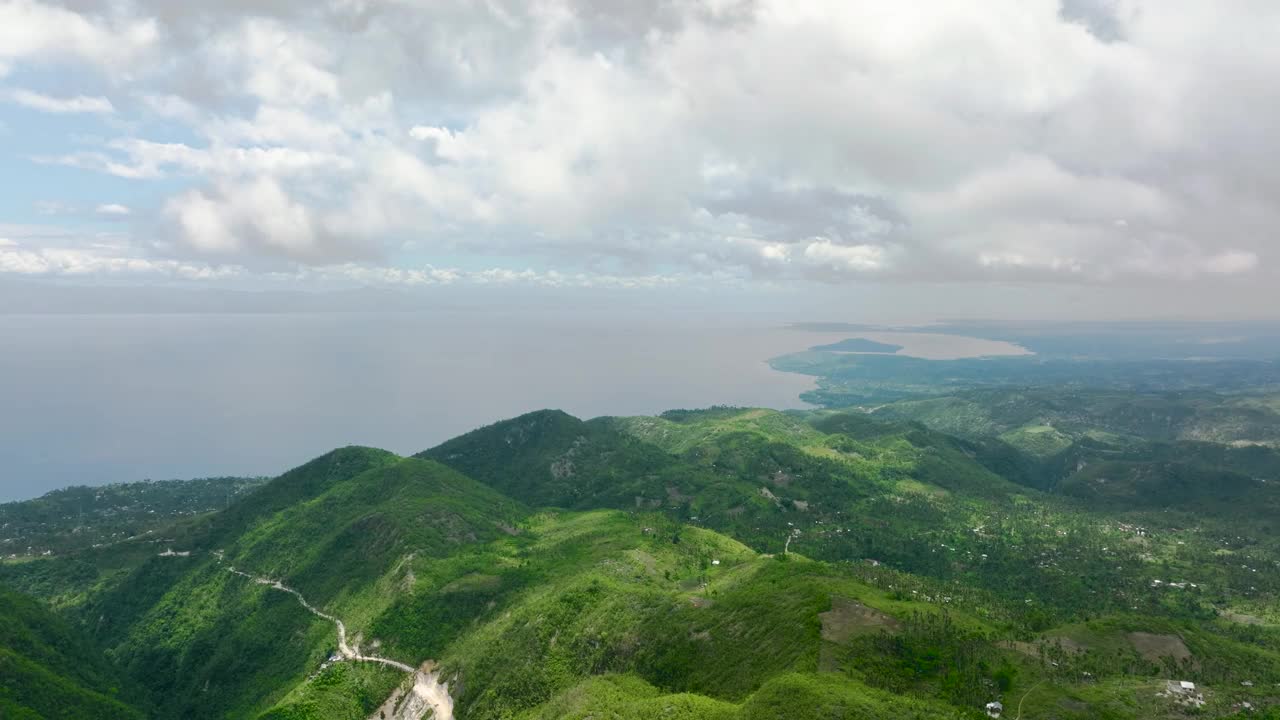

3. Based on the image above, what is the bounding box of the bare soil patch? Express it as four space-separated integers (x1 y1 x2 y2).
1045 635 1089 654
1128 632 1192 663
820 598 900 645
819 598 900 671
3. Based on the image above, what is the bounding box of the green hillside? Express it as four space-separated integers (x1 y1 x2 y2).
0 585 145 720
1 476 268 558
420 409 683 509
79 452 522 719
847 389 1280 526
517 673 968 720
867 388 1280 450
3 399 1279 720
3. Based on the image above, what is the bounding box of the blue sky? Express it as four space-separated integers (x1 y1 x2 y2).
0 0 1276 317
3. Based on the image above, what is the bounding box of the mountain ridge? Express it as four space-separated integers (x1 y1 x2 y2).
3 401 1280 719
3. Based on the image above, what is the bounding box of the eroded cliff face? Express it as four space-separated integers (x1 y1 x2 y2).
368 663 454 720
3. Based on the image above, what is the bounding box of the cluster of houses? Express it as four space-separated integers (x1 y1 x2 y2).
1150 579 1199 589
1158 678 1267 713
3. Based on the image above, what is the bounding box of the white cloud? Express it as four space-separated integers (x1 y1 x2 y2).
0 0 157 72
0 238 239 279
1203 251 1259 276
137 93 201 123
34 201 132 218
165 177 327 259
8 88 114 114
0 230 687 290
205 18 339 107
467 267 680 289
3 0 1276 291
408 126 446 142
315 264 462 286
38 139 353 180
409 125 478 161
801 240 890 273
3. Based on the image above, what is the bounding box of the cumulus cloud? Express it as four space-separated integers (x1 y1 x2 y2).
164 177 328 258
0 0 157 71
1 0 1276 288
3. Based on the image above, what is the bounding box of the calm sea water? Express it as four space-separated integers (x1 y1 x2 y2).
0 312 1025 501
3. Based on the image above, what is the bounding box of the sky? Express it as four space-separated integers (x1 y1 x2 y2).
0 0 1278 318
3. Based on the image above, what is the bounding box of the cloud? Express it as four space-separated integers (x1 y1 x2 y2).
1059 0 1127 42
0 229 687 290
300 263 681 290
2 0 1277 291
801 240 891 274
137 93 201 123
31 201 132 219
466 267 681 289
164 177 330 259
318 264 462 287
205 18 339 106
0 0 157 71
1203 251 1260 276
8 88 113 114
37 139 352 180
0 237 240 279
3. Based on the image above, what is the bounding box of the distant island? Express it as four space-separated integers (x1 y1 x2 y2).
809 337 903 353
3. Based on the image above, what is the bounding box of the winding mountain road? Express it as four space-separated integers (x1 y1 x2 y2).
224 566 414 672
222 563 454 719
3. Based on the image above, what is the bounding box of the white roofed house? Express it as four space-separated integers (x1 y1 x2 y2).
1164 680 1206 708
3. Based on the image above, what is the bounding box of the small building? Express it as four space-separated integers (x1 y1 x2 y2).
985 700 1003 718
